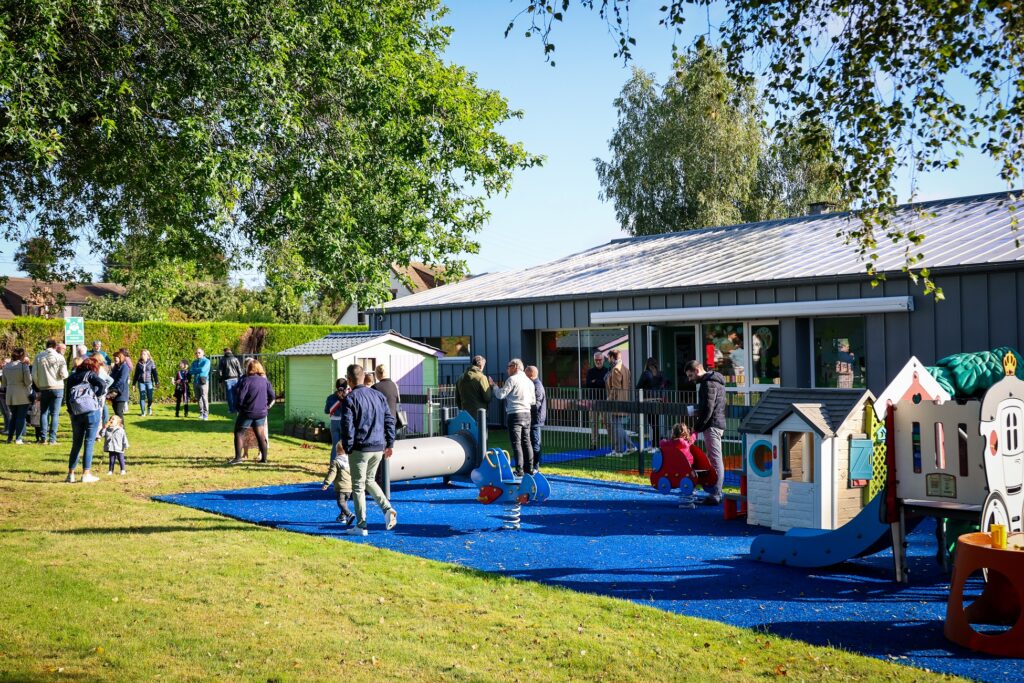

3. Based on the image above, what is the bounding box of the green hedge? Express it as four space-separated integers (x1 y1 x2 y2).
0 318 366 403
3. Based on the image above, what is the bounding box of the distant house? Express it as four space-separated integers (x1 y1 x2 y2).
0 277 126 320
336 262 453 327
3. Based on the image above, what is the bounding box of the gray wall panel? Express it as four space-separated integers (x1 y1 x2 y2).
429 310 441 336
495 307 510 364
988 271 1017 347
756 288 776 304
934 275 962 357
737 288 756 305
700 291 719 307
961 273 989 350
561 301 575 328
908 293 937 365
865 313 887 393
509 307 523 360
522 303 534 330
796 285 815 301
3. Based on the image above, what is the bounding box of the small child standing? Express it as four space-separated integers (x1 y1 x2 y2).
322 452 355 525
28 394 43 443
103 415 130 475
173 360 191 417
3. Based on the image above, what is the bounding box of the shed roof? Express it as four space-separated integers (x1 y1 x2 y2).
379 191 1022 311
739 388 871 437
278 330 441 359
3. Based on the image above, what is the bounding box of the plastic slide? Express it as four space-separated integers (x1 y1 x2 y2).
749 493 892 568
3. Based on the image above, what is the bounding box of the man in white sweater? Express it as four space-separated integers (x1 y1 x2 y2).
33 338 69 445
492 358 536 476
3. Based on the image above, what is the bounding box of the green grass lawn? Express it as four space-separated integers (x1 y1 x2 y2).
0 403 958 681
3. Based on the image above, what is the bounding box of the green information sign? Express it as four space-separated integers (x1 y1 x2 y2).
64 317 85 345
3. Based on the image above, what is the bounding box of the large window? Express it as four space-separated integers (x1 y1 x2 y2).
749 323 781 386
813 317 867 388
415 336 471 357
701 322 745 387
540 328 629 389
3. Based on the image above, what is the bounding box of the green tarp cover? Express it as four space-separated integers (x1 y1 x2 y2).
926 346 1023 399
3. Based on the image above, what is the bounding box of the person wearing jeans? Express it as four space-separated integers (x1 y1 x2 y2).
34 338 69 445
109 349 132 421
325 378 349 464
684 360 727 505
340 364 397 536
492 358 537 476
219 349 243 414
133 349 159 416
66 356 108 483
189 348 211 420
525 365 546 469
3 348 33 444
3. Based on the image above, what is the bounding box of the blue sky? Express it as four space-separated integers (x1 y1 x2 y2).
0 2 1010 281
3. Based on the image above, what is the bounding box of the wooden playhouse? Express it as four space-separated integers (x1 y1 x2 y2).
278 331 441 428
739 388 879 531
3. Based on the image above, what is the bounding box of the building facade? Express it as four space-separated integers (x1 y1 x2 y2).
371 192 1024 398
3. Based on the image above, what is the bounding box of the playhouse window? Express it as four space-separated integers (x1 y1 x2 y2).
1003 407 1023 455
813 317 866 389
958 424 970 477
781 431 815 483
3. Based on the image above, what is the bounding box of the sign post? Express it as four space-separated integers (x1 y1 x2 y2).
64 317 85 346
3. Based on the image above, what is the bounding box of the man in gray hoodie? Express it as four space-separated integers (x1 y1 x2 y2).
34 338 69 445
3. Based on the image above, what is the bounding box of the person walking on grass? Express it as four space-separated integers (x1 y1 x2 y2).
228 361 275 465
3 348 33 444
65 355 107 483
340 364 397 537
109 349 132 422
219 348 243 414
33 338 69 445
586 352 609 450
89 340 111 365
173 360 191 417
190 348 211 420
524 365 546 470
684 360 727 506
133 349 159 416
493 358 536 476
103 414 129 476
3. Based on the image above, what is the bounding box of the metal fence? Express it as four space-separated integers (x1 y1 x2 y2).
205 353 287 403
526 388 758 481
396 384 458 438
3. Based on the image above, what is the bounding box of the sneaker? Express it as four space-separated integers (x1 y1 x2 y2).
513 468 524 477
385 509 398 531
65 472 76 483
14 439 23 445
346 526 368 537
81 473 100 483
107 470 114 476
607 451 622 458
228 457 244 465
147 409 153 416
120 470 127 476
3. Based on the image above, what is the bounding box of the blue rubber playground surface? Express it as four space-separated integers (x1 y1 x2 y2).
157 476 1023 682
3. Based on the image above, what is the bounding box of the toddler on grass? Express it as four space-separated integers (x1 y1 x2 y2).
103 415 130 476
322 452 355 526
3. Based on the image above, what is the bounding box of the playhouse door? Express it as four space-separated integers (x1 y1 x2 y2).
772 429 820 530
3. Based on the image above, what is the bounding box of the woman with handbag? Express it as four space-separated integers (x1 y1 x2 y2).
66 355 108 483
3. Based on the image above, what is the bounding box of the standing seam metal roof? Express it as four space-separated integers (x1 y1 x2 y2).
381 191 1022 311
278 330 439 357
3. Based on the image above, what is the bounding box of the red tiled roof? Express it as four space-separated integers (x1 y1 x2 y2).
3 277 126 303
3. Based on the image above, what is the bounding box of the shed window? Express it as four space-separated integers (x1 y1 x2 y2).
781 431 815 483
414 337 471 357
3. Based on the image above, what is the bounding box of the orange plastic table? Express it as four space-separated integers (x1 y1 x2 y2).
944 531 1024 657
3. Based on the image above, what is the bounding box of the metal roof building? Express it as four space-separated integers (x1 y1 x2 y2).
371 191 1024 396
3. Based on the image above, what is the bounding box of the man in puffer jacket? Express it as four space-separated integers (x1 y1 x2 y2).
684 360 727 505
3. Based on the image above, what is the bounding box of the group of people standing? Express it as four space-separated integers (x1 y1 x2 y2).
454 355 547 477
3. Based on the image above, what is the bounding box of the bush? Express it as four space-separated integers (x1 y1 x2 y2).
1 318 366 402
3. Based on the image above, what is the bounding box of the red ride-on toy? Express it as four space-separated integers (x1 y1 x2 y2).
651 438 718 495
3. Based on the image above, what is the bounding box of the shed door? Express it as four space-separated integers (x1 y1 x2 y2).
391 352 426 433
773 427 819 530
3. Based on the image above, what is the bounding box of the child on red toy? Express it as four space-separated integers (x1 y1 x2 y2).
655 422 719 507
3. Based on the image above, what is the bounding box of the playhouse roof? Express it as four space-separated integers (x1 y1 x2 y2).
739 388 872 437
278 330 441 360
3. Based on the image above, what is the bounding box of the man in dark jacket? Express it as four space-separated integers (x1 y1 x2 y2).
455 355 494 420
219 349 244 414
341 364 397 536
371 363 400 420
585 352 609 449
684 360 727 505
524 365 546 469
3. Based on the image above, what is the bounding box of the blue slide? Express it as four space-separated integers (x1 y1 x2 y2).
749 493 892 568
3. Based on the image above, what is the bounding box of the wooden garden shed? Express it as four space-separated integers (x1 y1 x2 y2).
278 330 441 424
